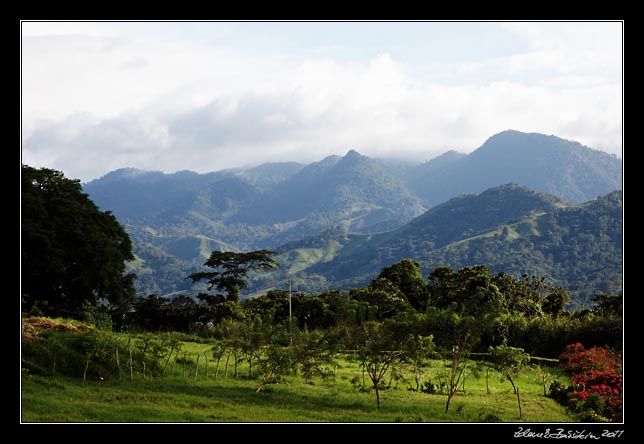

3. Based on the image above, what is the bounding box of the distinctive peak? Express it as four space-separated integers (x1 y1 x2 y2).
482 129 535 146
493 129 523 136
480 129 585 151
344 149 363 159
335 149 371 171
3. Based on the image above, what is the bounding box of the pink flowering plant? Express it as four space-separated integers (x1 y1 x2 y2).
558 342 622 421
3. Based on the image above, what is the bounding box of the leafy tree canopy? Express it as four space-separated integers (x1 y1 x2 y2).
21 165 136 319
427 265 506 319
187 249 278 302
377 259 428 311
591 292 622 318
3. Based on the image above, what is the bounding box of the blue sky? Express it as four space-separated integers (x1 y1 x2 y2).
21 21 623 182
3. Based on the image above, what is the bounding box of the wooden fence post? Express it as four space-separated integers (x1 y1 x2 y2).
194 355 200 381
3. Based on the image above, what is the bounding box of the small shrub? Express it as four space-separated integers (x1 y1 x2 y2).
548 380 570 403
578 409 611 423
479 412 503 422
420 380 438 394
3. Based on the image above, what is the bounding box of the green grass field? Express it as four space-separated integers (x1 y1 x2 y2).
21 340 578 423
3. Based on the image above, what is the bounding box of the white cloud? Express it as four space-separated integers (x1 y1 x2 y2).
502 22 622 78
21 22 623 182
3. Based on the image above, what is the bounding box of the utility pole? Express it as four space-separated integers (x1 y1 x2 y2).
289 274 293 345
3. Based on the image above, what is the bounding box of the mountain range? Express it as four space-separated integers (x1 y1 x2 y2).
82 130 623 308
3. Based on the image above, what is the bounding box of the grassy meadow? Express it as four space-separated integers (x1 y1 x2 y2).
21 335 578 423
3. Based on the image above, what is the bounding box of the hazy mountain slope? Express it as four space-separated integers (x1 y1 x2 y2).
81 130 622 304
257 150 426 230
84 149 427 246
409 130 622 206
83 168 220 221
233 161 306 187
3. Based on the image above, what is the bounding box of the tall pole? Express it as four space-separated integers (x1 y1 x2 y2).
289 275 293 344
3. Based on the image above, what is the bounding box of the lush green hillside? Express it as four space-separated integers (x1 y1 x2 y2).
419 190 623 309
266 187 622 309
287 184 566 281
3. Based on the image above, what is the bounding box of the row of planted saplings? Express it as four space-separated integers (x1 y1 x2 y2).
28 330 248 383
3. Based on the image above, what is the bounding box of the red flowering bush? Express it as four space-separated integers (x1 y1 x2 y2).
558 343 622 421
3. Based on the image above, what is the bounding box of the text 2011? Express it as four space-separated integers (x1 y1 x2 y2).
602 430 624 439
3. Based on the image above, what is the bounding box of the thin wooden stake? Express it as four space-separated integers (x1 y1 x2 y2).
225 351 231 378
116 346 121 381
83 358 90 381
128 336 133 382
162 345 175 376
141 338 149 380
194 355 200 381
171 348 179 376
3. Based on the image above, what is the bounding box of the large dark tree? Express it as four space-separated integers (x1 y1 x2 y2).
187 250 278 302
426 265 508 413
377 259 428 311
349 277 409 321
21 165 136 318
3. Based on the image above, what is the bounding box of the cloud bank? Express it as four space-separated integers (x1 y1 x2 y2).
21 22 623 182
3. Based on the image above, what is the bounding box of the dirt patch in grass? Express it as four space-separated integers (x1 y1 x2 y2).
21 317 93 343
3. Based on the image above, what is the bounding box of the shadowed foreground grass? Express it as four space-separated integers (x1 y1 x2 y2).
21 349 577 423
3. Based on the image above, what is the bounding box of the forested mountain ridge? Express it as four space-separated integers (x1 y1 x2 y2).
408 130 622 206
292 184 567 279
81 130 622 306
266 187 622 309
